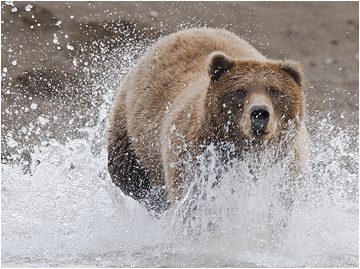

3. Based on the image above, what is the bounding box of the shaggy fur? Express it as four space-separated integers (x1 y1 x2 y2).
108 28 308 210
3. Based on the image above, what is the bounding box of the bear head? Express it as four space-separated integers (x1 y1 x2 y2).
205 51 305 147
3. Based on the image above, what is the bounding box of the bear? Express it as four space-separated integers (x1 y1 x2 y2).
108 28 308 213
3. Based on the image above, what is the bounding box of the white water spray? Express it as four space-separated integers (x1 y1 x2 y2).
2 38 358 267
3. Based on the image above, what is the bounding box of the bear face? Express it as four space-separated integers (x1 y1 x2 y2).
204 52 305 149
161 53 306 202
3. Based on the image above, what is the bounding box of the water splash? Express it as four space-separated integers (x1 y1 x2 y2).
2 36 358 267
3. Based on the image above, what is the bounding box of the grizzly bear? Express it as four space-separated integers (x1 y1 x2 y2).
108 28 308 213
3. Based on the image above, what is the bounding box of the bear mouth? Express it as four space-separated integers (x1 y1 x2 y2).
251 128 271 141
253 129 268 136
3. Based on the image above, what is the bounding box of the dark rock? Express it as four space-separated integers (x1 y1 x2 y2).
331 38 339 45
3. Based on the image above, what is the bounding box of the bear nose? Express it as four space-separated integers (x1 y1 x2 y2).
250 106 270 135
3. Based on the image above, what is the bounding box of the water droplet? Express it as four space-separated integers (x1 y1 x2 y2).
53 34 59 44
11 60 17 66
38 116 49 126
66 44 74 51
11 7 17 12
25 4 33 11
7 137 17 148
170 124 176 134
148 10 159 18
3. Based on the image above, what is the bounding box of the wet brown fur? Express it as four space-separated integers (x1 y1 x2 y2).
108 28 308 207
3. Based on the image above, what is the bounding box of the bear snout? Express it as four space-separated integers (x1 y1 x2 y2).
250 105 270 136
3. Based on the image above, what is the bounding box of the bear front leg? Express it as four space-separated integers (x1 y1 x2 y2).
108 130 152 200
108 129 171 214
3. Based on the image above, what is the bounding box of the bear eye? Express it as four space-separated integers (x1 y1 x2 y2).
268 87 279 99
236 88 247 99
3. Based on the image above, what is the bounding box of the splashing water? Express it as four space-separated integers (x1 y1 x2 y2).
2 39 358 267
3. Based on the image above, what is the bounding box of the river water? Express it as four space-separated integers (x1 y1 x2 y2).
2 41 358 268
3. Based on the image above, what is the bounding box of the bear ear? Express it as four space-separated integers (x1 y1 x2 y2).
208 52 234 82
280 60 304 87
